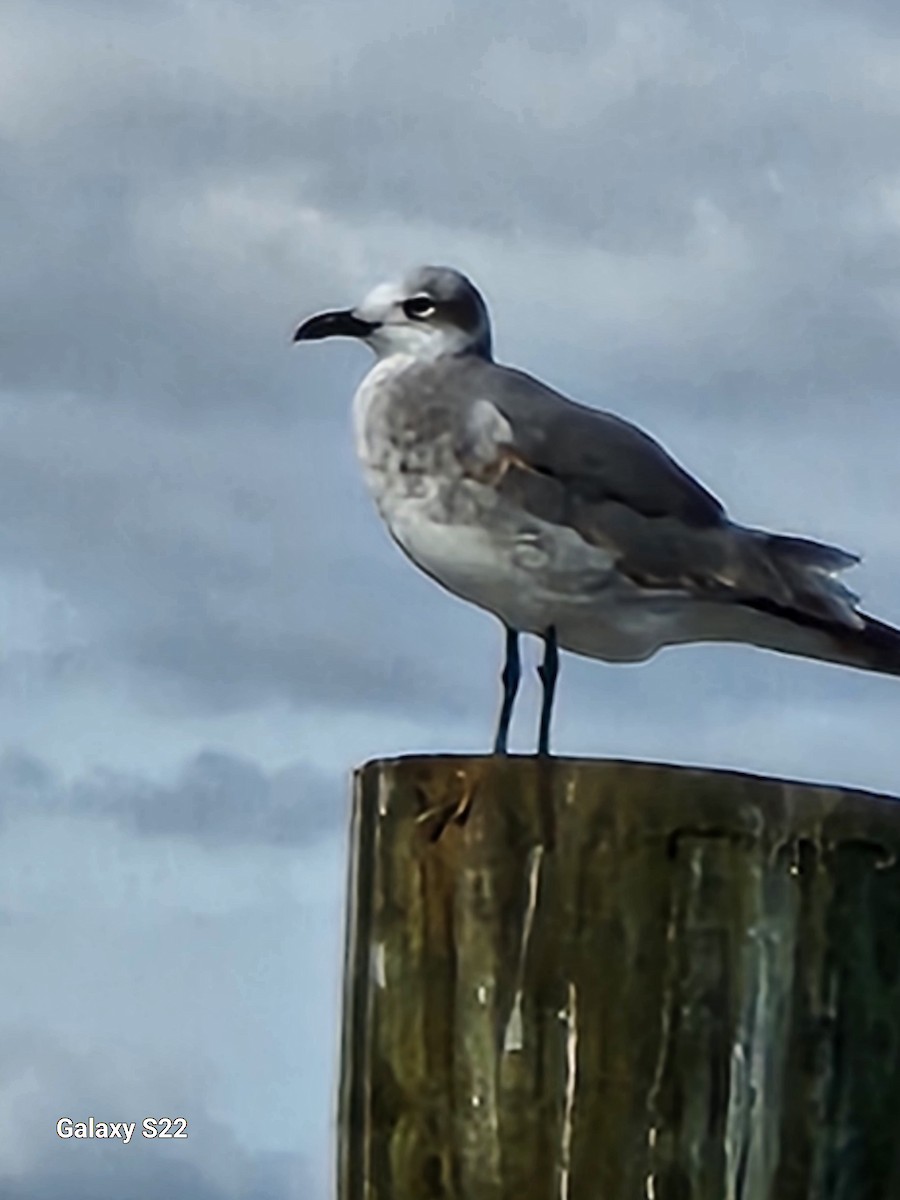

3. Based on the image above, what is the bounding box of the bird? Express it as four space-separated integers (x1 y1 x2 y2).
293 264 900 756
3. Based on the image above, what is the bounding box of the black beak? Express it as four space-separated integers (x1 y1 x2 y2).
292 309 377 343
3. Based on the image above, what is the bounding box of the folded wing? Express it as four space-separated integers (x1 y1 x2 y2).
457 361 862 631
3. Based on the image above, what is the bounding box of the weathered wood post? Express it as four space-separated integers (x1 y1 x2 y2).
337 756 900 1200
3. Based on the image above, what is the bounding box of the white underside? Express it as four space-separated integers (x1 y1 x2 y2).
386 500 851 669
350 355 840 668
353 358 709 662
384 493 689 661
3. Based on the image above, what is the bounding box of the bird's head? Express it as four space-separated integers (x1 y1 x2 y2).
293 265 493 362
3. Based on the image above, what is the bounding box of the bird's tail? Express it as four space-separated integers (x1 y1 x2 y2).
758 531 863 627
809 612 900 678
722 599 900 679
740 531 900 678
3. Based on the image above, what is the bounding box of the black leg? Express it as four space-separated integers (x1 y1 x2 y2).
493 625 521 755
537 625 559 757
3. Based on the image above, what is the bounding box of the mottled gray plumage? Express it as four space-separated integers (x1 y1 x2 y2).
294 264 900 753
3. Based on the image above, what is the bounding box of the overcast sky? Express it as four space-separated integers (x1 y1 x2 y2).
3 0 900 1196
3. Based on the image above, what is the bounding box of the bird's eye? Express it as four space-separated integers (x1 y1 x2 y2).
403 295 436 320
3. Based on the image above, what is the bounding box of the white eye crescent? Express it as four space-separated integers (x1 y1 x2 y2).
403 295 436 320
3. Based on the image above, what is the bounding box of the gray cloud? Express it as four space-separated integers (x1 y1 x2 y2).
6 0 900 419
0 746 345 846
0 391 473 721
0 1029 310 1200
0 1157 300 1200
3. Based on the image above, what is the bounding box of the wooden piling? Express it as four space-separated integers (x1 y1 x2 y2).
337 756 900 1200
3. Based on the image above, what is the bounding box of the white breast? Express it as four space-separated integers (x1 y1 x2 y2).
351 355 415 479
348 353 675 661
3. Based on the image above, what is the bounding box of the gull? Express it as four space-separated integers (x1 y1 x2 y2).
293 265 900 755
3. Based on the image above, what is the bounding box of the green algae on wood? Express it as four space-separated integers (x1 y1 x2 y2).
337 756 900 1200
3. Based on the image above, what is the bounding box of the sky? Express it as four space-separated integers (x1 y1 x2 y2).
3 0 900 1195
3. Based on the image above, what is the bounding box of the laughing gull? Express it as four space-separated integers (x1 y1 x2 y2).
294 265 900 755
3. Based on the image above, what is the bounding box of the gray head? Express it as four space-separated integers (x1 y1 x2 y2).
293 265 493 361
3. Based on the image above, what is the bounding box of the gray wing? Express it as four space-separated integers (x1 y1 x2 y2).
456 360 861 625
481 363 725 528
